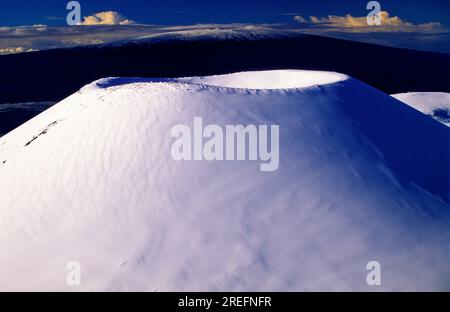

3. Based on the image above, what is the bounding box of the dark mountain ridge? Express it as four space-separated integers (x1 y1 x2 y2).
1 33 449 105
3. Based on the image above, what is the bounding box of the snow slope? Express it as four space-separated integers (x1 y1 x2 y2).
392 92 450 127
0 70 449 291
0 24 298 55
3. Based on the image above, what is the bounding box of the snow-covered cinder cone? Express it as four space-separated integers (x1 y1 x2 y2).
392 92 450 127
0 70 449 291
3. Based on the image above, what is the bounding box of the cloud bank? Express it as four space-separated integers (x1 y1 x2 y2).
289 10 449 53
81 11 135 26
0 47 36 54
0 20 448 56
294 11 441 31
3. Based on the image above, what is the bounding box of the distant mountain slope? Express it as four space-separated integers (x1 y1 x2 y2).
0 33 450 106
1 70 449 291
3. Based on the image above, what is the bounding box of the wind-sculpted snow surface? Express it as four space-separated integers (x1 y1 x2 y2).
0 70 449 291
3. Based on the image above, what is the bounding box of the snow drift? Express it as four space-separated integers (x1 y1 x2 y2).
0 70 449 291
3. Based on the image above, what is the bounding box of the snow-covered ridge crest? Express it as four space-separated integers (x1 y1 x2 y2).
0 69 449 291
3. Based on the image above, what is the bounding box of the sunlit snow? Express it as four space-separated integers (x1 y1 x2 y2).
0 70 449 291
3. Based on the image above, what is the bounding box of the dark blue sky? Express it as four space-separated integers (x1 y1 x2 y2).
1 0 449 26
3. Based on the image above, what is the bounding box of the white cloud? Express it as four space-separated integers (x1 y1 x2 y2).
309 11 409 27
294 11 441 31
80 11 135 26
293 16 307 23
0 47 37 54
0 47 25 53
